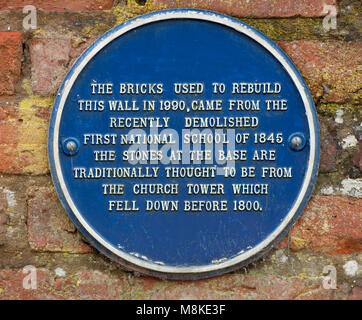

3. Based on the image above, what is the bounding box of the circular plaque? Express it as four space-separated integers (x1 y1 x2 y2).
48 9 319 279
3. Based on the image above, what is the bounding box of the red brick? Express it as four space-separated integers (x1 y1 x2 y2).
0 215 8 245
0 104 17 120
235 274 335 300
0 101 50 175
0 121 19 145
0 143 46 174
278 196 362 254
0 32 22 96
348 286 362 300
0 269 53 299
278 41 362 103
69 37 97 66
0 190 8 245
0 104 19 171
146 0 337 18
0 268 347 300
0 0 114 11
27 187 92 253
0 104 20 173
29 37 97 97
0 269 127 300
0 146 21 173
0 189 7 212
0 106 7 120
73 271 125 299
319 119 337 172
352 149 362 171
130 274 340 300
30 38 71 96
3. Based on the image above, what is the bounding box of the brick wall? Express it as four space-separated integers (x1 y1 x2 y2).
0 0 360 300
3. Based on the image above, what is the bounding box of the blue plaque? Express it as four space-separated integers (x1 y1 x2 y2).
48 9 319 279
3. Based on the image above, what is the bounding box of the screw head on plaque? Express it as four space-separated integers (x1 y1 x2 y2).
48 9 320 279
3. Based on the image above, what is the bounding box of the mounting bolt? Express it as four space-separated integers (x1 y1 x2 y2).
291 136 302 149
288 133 306 151
66 141 77 153
62 138 79 156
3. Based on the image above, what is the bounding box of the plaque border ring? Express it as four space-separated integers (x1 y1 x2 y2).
48 9 320 279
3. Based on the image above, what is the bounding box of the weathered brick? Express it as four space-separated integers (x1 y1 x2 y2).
0 32 22 95
0 38 91 174
0 268 350 300
0 99 51 175
0 118 18 145
319 119 338 172
27 186 92 253
0 146 20 173
0 190 8 245
30 38 71 96
0 269 53 299
278 41 362 104
278 196 362 254
0 213 7 245
0 189 7 212
126 273 345 300
0 0 114 11
145 0 337 18
0 268 128 300
70 270 125 299
0 103 21 173
29 36 98 97
348 286 362 300
352 149 362 172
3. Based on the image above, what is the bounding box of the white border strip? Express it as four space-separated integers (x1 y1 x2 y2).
52 10 316 274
